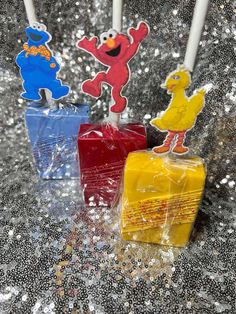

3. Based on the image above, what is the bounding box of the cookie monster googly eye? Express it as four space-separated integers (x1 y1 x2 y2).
36 24 42 31
40 23 47 32
32 22 39 29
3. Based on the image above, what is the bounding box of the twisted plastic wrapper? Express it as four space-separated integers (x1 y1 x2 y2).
25 102 90 179
120 150 206 247
78 120 147 206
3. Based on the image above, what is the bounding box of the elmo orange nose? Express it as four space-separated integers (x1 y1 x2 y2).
106 37 115 48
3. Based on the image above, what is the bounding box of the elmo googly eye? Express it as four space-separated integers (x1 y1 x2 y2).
100 32 108 44
107 29 117 39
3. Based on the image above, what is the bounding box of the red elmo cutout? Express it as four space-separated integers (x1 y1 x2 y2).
77 22 149 113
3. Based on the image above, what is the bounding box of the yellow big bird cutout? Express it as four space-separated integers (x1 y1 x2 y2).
151 65 206 154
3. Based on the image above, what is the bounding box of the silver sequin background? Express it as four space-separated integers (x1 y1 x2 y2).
0 0 235 313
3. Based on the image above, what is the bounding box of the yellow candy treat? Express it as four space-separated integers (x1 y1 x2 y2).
121 151 206 247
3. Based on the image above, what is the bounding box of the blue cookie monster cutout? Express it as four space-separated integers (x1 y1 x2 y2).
16 22 70 101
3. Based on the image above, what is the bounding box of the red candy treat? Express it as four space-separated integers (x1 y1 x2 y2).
77 22 149 113
78 123 147 206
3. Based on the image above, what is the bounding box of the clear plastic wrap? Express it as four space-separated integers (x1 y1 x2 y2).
120 150 206 247
25 102 90 179
78 121 147 207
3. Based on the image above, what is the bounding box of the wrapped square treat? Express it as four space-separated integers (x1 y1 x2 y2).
25 103 89 179
120 65 210 247
77 21 149 205
78 122 146 206
16 22 90 179
121 0 212 245
121 152 206 247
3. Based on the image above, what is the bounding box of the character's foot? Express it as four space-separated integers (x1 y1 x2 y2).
82 80 101 98
110 97 127 113
21 92 41 101
172 145 189 154
153 145 170 154
51 86 70 99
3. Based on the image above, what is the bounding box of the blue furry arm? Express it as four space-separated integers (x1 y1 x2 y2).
39 56 60 73
16 51 30 69
26 54 60 73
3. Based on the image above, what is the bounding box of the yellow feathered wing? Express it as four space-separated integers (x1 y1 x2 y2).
151 88 205 132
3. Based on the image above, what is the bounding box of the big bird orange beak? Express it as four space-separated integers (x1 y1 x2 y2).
106 37 116 48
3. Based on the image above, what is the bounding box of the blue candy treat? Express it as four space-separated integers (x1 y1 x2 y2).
16 22 70 101
25 103 90 179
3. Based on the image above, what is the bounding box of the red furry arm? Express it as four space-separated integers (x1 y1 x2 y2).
124 22 149 62
77 36 100 59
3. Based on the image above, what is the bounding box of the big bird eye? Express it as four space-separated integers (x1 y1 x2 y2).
172 75 180 80
108 29 117 39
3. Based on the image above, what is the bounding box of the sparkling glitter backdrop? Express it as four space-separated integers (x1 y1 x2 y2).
0 0 235 313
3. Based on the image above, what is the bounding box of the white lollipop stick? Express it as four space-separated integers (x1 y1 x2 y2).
184 0 210 71
23 0 36 26
44 89 57 109
112 0 123 32
23 0 55 106
108 0 123 126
